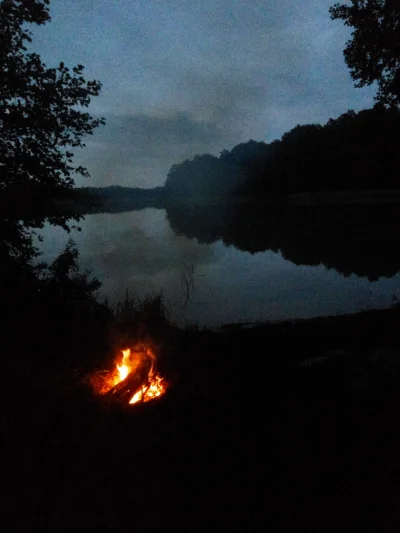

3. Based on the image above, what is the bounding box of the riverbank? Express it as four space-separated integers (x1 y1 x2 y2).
2 305 400 532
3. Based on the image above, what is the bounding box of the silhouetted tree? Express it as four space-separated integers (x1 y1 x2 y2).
329 0 400 108
0 0 107 362
0 0 105 261
220 140 272 193
38 239 101 306
165 154 241 199
164 107 400 202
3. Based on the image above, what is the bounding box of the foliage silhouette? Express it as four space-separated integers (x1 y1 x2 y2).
0 0 105 262
0 0 107 365
3 239 109 368
330 0 400 108
165 153 242 198
164 107 400 202
37 239 101 306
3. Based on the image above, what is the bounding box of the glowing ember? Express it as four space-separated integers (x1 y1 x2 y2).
92 345 167 405
129 373 166 404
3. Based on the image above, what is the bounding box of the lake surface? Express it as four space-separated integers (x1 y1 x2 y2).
39 204 400 327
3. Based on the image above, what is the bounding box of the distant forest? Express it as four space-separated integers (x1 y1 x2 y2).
165 106 400 199
70 105 400 213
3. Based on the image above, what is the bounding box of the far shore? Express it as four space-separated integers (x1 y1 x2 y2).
55 186 400 215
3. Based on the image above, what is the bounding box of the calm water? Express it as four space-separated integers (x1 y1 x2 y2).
39 207 400 327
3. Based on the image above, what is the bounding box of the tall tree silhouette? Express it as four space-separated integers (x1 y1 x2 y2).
0 0 105 261
330 0 400 108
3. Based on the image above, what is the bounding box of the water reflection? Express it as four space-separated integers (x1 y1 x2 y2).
166 201 400 281
39 205 400 326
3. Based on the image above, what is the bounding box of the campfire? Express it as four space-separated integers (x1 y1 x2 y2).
92 343 167 405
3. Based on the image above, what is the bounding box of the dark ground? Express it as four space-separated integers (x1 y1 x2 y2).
2 306 400 532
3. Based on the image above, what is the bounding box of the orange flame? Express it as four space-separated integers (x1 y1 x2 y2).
129 373 166 404
116 348 132 384
93 345 167 404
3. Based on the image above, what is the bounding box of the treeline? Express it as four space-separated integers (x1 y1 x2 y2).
77 186 165 203
165 106 400 199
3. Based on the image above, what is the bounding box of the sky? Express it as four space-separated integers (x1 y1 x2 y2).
32 0 376 189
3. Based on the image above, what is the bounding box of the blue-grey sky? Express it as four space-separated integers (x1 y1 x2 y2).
32 0 375 188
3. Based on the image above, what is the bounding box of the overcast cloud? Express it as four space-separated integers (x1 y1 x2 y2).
32 0 376 188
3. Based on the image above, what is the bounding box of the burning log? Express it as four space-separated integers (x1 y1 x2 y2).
103 356 152 404
99 345 167 406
